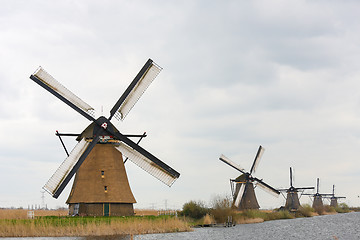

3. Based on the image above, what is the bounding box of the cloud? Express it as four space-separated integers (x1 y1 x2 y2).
1 0 360 210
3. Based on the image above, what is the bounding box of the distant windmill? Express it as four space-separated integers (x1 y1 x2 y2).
324 185 346 208
30 59 180 216
277 167 314 211
303 178 331 212
219 146 280 210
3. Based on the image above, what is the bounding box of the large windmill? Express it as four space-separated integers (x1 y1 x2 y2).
30 59 180 216
219 146 280 210
303 178 331 212
324 185 346 208
277 167 314 211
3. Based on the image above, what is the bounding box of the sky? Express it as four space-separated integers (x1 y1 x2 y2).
1 0 360 210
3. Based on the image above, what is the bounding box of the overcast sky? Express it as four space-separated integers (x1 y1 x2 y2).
1 0 360 210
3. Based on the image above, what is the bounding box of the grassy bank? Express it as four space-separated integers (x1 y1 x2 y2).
179 199 353 227
233 203 352 224
0 210 190 237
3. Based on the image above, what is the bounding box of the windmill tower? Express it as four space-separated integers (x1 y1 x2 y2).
325 185 346 208
303 178 331 212
30 59 180 216
219 146 280 210
277 167 314 211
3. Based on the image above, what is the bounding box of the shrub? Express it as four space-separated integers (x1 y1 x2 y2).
241 209 294 221
297 204 314 217
210 195 236 224
241 209 267 219
324 205 336 213
179 201 209 219
335 203 350 213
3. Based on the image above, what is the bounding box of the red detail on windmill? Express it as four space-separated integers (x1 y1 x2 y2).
101 122 108 129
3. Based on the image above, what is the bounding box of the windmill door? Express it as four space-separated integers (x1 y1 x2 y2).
104 203 110 216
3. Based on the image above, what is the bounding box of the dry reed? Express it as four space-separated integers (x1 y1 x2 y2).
0 210 190 237
0 209 68 219
134 209 159 216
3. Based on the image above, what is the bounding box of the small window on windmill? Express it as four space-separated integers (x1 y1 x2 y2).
104 186 108 193
101 170 105 178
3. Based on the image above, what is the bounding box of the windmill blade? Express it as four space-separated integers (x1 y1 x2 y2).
99 118 179 186
115 142 178 186
43 136 99 198
250 145 264 174
289 167 293 187
234 183 246 208
43 138 89 197
219 154 246 174
30 67 96 121
296 187 315 190
254 177 280 196
109 59 162 121
316 178 320 193
230 179 235 198
302 193 313 196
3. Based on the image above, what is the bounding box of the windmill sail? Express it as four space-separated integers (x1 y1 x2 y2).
43 139 90 196
115 143 178 186
30 67 95 121
255 178 280 196
233 182 245 207
250 146 264 174
219 154 246 173
110 59 162 121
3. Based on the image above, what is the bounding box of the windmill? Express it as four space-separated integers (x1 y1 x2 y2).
324 185 346 208
303 178 332 212
277 167 314 211
219 146 280 210
30 59 180 216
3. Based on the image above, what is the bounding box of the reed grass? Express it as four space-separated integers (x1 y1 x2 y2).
134 209 159 216
0 210 190 237
238 209 294 222
296 204 315 217
0 209 68 219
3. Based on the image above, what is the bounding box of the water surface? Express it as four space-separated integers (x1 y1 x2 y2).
135 212 360 240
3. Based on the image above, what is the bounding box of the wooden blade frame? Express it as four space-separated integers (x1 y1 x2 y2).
43 136 99 198
107 127 180 182
30 67 95 122
109 59 162 121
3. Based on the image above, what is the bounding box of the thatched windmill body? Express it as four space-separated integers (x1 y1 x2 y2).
219 146 280 210
30 59 180 216
324 185 346 208
303 178 331 212
277 167 314 211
